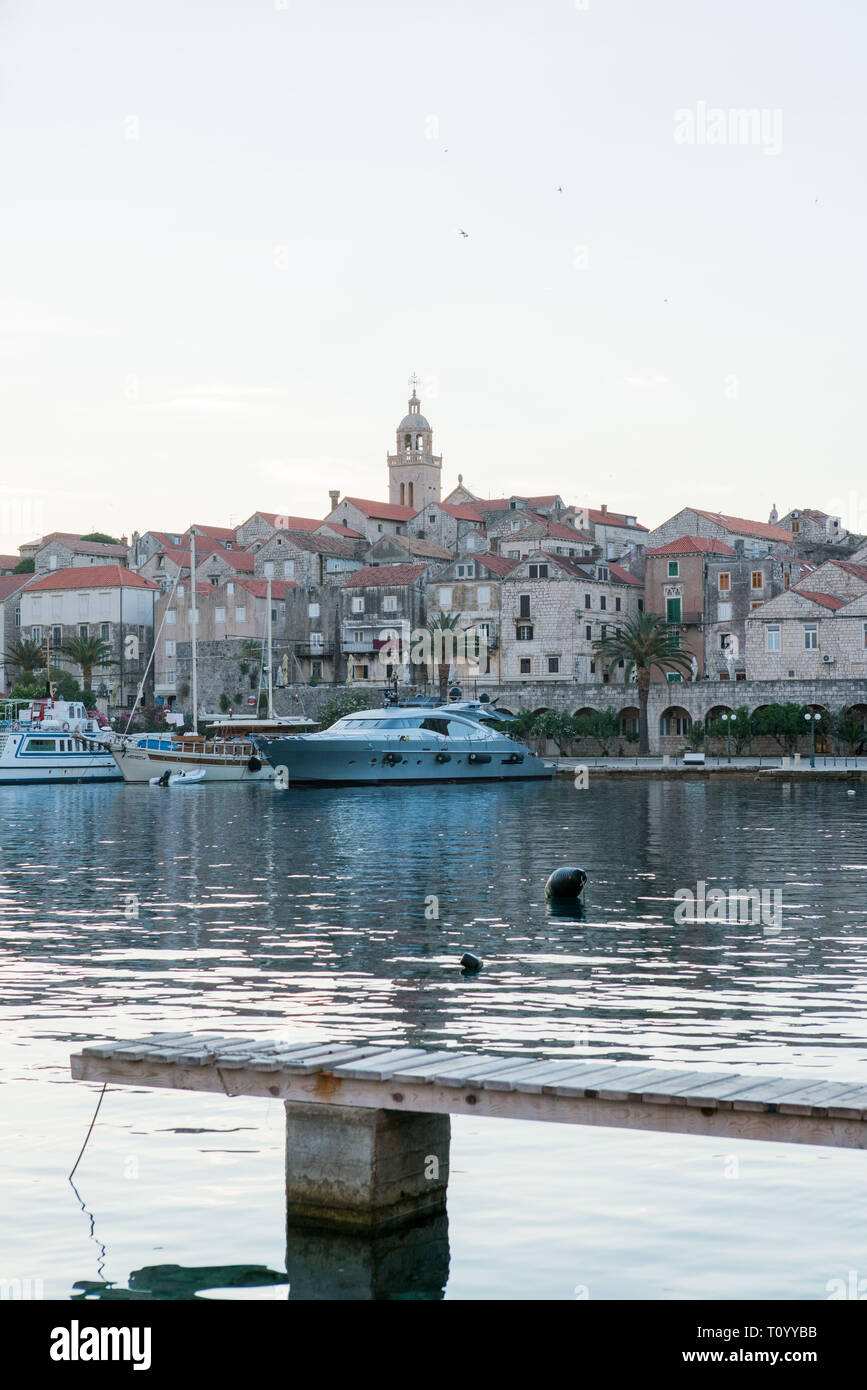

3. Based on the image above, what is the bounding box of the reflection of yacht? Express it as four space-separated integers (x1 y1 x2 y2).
0 697 121 784
256 706 553 786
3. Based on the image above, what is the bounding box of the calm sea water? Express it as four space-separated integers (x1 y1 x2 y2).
1 777 866 1300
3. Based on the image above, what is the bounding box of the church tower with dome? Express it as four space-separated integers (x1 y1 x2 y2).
387 378 442 510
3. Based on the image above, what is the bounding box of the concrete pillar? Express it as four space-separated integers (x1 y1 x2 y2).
285 1102 450 1232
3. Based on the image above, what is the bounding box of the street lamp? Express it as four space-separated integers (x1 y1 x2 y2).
804 708 821 769
721 710 735 764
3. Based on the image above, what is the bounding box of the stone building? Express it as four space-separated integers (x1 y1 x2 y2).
744 588 867 681
405 499 486 553
425 552 518 683
32 534 129 576
645 508 793 556
251 529 362 586
19 565 156 705
703 545 798 679
338 563 431 684
0 573 32 691
500 552 643 684
572 504 649 559
485 508 595 562
364 533 453 567
323 496 416 543
283 585 342 685
387 386 442 510
778 508 847 546
154 576 296 708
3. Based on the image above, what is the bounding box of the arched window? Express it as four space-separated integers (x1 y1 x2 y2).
408 482 414 506
404 433 412 449
400 483 405 505
416 434 424 451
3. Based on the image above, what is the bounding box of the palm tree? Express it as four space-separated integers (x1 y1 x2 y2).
426 611 463 702
4 637 44 682
593 613 694 754
58 635 115 691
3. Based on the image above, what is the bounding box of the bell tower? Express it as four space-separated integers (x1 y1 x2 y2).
387 375 442 510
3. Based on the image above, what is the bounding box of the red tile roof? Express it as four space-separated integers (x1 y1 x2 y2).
271 515 322 532
829 561 867 583
583 508 648 531
343 563 430 588
472 552 519 576
341 497 417 521
439 502 486 522
0 555 20 571
316 521 365 539
234 577 298 598
794 590 847 610
200 546 256 572
0 574 29 599
690 509 792 544
187 523 237 542
647 535 736 556
608 562 644 586
25 565 157 591
275 530 358 556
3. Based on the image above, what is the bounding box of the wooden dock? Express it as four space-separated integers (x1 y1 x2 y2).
71 1033 867 1149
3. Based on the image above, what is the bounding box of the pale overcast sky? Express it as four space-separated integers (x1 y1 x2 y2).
2 0 865 551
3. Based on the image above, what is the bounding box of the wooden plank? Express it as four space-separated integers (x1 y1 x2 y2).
480 1058 597 1092
638 1071 738 1104
431 1056 530 1087
389 1053 473 1082
776 1082 867 1117
332 1048 434 1080
550 1065 671 1098
595 1068 694 1100
514 1059 636 1095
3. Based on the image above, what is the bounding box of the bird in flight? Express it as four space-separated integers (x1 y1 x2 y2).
458 228 468 238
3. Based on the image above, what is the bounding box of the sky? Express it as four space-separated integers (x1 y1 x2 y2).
2 0 866 552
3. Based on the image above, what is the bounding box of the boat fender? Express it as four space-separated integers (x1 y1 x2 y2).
435 752 451 763
247 755 262 772
468 752 492 764
62 721 70 732
383 752 402 766
545 867 587 900
460 952 482 972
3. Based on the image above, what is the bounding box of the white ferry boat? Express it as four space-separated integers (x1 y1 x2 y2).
0 697 122 784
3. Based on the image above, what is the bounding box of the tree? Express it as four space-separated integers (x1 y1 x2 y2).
426 611 463 702
531 709 577 754
707 707 753 754
317 689 369 729
574 708 621 754
58 635 115 690
593 614 694 754
684 719 705 750
751 703 809 755
13 557 35 574
833 707 866 756
80 532 120 545
4 637 44 680
11 670 87 704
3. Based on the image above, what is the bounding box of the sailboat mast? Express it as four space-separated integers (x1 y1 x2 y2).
190 529 198 735
266 576 273 719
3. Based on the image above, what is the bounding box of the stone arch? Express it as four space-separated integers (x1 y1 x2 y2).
658 705 691 738
619 705 640 735
573 706 596 721
705 704 734 724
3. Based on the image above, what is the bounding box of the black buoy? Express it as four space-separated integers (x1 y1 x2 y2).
460 951 482 972
545 867 587 901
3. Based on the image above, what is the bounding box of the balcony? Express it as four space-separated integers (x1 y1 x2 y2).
296 640 335 659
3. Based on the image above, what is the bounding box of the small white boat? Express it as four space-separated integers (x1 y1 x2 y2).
149 768 207 786
0 697 121 784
